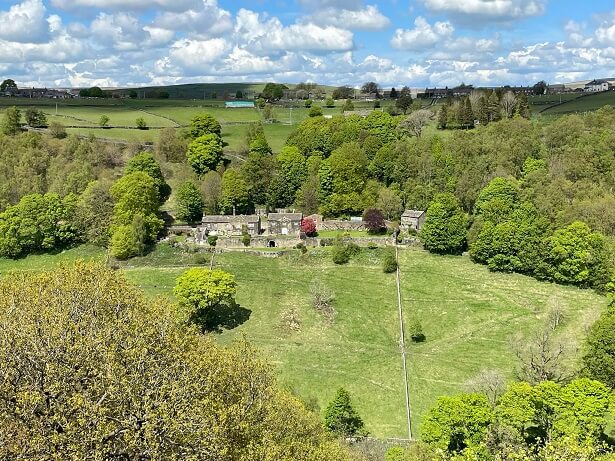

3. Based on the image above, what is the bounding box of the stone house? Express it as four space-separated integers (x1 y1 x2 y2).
267 213 302 236
400 210 426 232
199 215 261 236
584 79 614 93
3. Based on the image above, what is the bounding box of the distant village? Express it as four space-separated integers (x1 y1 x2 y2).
2 78 615 102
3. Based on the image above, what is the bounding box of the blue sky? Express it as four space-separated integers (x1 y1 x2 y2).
1 0 615 88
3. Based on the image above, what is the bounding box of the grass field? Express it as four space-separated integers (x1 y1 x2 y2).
539 91 615 115
0 244 606 439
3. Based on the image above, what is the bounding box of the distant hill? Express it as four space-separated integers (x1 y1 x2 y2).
122 82 336 100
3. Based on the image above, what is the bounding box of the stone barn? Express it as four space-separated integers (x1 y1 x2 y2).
267 213 302 236
400 210 426 232
199 215 261 236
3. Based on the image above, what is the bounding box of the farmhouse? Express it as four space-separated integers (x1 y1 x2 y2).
267 213 302 236
400 210 426 232
584 79 614 93
199 215 261 236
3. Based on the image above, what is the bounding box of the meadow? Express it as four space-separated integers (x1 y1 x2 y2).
0 244 606 439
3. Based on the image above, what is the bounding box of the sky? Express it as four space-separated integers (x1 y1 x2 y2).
1 0 615 89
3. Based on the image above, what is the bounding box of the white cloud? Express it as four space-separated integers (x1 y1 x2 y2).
0 0 49 43
309 5 390 30
165 38 229 73
51 0 200 12
153 0 233 38
422 0 546 20
391 17 453 50
234 9 354 52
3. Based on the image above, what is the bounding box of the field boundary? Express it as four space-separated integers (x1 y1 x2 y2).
395 246 413 440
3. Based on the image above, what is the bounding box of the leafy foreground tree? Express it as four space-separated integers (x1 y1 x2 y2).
583 299 615 388
0 262 353 461
175 180 205 223
324 388 366 438
1 105 21 135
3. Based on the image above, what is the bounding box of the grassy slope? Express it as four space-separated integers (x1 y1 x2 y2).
540 91 615 115
399 249 605 433
0 244 605 438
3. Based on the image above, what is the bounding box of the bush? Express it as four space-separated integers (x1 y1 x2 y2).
301 217 317 236
193 253 208 265
382 248 398 273
363 208 387 234
332 244 350 265
295 242 308 254
135 117 147 130
207 235 218 247
409 318 425 342
324 388 366 437
308 105 323 117
48 121 66 139
241 233 251 247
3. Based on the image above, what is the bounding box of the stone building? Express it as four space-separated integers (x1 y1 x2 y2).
400 210 426 232
199 215 261 236
267 213 302 236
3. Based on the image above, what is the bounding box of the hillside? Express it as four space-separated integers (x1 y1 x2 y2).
0 244 605 439
538 90 615 115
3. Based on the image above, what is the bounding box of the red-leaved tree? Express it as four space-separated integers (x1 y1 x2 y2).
363 209 386 234
301 218 317 237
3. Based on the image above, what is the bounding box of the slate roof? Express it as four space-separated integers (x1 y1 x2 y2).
401 210 425 219
268 213 302 221
202 215 260 223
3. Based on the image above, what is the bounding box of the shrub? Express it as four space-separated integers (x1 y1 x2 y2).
295 242 308 254
332 244 350 264
308 105 323 117
310 279 335 320
324 388 366 437
409 318 425 342
207 235 218 247
48 121 67 139
382 248 398 273
241 233 251 247
363 208 387 234
193 253 208 265
135 117 147 130
301 217 317 236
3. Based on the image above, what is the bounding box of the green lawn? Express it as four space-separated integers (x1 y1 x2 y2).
0 244 606 438
399 249 605 434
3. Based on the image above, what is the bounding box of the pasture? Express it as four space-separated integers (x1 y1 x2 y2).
0 243 606 438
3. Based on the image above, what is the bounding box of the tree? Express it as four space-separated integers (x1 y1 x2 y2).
361 81 379 95
261 82 288 101
398 110 432 138
125 152 170 203
1 106 21 135
332 86 354 100
420 193 468 255
220 169 249 214
542 221 610 288
135 117 147 129
304 98 313 108
0 262 352 460
0 78 17 91
583 302 615 388
235 89 243 99
396 95 413 114
25 108 47 127
301 217 317 236
421 394 494 453
500 91 517 119
515 92 531 119
189 113 222 139
262 105 275 122
533 80 548 95
174 267 237 329
341 99 354 113
98 114 110 127
437 104 448 129
128 89 138 98
309 105 323 117
390 87 398 99
376 187 403 219
363 208 386 234
382 247 397 273
324 388 366 437
110 171 164 250
201 171 222 214
325 97 335 107
48 120 67 139
175 181 204 223
157 127 187 162
110 221 143 259
0 193 78 258
409 318 425 342
75 180 114 246
187 134 224 176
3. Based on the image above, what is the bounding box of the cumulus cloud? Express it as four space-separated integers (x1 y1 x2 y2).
152 0 233 38
0 0 49 43
234 9 354 52
422 0 546 21
309 5 390 30
391 17 454 50
51 0 200 12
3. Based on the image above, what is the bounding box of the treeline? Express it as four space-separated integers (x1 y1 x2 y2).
437 90 531 129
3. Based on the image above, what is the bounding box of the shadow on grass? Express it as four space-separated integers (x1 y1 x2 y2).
191 302 252 334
